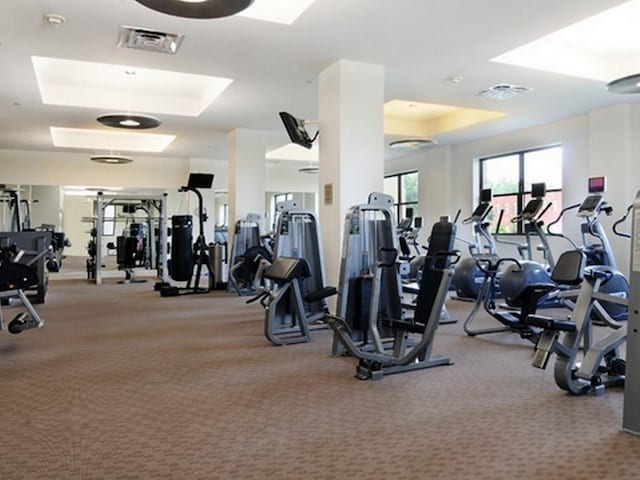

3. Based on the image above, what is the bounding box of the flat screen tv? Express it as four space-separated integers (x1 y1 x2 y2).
279 111 317 149
187 173 214 189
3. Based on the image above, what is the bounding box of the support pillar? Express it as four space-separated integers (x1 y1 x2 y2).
318 60 385 286
228 128 267 237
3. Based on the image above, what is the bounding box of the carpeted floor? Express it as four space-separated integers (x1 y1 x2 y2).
1 267 639 479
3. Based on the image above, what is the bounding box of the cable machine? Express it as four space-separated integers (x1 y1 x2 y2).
93 192 169 285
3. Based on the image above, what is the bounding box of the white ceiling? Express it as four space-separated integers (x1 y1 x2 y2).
0 0 636 163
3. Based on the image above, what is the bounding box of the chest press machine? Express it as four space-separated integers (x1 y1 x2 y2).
321 193 459 380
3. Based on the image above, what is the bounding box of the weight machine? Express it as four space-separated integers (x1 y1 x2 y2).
92 192 169 285
317 193 458 380
623 190 640 435
248 200 331 345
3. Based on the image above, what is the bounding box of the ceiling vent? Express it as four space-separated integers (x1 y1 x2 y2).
476 83 532 100
117 26 184 55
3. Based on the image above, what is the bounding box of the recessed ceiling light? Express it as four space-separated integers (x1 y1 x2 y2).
606 73 640 94
32 57 233 117
90 155 133 165
44 13 65 27
134 0 253 19
97 113 162 129
389 139 438 150
50 127 175 153
238 0 316 25
492 1 640 81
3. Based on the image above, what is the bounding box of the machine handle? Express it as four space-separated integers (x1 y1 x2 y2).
612 204 633 239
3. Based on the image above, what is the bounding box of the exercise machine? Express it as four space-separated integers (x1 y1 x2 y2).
0 231 52 303
107 222 149 284
0 245 44 334
318 193 459 380
462 183 554 342
228 214 272 296
92 192 169 286
327 200 458 380
249 200 332 345
451 188 499 299
623 190 640 435
522 249 627 395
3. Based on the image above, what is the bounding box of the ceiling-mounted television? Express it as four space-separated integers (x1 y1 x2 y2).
278 111 318 150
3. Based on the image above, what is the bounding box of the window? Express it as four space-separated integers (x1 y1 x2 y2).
102 204 116 236
384 171 418 222
271 192 293 230
480 145 562 234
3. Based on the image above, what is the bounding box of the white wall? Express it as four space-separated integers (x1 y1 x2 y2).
385 103 640 277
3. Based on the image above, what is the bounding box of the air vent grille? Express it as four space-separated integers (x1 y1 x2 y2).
476 83 532 100
117 26 184 55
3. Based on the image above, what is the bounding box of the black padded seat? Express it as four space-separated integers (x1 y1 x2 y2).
263 256 311 283
551 250 586 286
385 219 456 334
304 286 337 303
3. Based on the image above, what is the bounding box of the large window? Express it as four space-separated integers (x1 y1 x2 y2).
480 145 562 234
384 171 418 222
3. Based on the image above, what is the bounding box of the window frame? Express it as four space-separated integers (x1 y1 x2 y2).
479 144 562 235
384 170 419 223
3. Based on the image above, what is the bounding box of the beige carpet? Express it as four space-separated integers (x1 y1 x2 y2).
0 272 638 479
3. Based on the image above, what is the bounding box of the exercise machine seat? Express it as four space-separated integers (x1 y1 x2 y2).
551 250 586 286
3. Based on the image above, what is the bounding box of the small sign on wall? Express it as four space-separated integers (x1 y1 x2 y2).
324 183 333 205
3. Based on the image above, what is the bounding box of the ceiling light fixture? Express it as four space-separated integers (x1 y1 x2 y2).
134 0 254 19
389 139 438 150
97 113 162 129
476 84 532 100
298 166 319 174
90 155 133 165
606 73 640 95
44 13 65 27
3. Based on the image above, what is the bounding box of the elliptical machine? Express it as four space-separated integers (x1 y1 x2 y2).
451 188 499 299
538 175 627 323
462 182 555 342
521 249 627 395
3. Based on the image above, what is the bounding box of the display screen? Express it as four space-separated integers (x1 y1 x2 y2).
579 194 602 212
588 176 606 193
531 182 546 198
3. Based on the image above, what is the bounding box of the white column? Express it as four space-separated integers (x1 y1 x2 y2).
318 59 385 286
228 128 267 236
587 104 634 276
